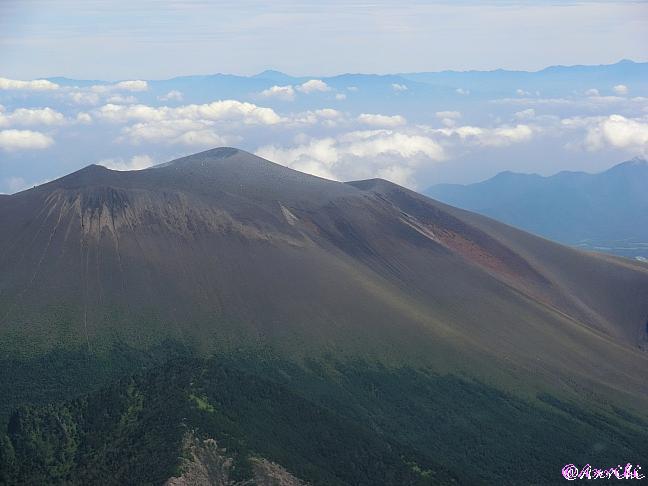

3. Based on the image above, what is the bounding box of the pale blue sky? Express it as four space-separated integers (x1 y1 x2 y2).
1 0 647 79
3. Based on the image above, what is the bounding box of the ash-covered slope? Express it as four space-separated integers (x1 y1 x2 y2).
1 147 647 408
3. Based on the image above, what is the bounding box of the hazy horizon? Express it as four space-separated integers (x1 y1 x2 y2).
9 58 648 82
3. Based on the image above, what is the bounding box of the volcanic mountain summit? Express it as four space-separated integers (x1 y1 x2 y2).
1 147 647 400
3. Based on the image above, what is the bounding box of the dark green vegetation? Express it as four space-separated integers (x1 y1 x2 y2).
426 158 648 258
0 340 189 421
3 354 648 486
1 148 648 484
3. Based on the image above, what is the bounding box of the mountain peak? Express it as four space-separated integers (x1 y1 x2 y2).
154 147 246 168
252 70 295 82
604 157 648 174
151 147 278 173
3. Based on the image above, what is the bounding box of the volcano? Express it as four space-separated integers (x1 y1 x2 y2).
1 148 647 485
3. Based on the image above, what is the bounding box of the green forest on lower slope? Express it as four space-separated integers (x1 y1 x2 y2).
1 346 648 486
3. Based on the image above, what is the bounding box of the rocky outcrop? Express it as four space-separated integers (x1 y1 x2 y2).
165 432 305 486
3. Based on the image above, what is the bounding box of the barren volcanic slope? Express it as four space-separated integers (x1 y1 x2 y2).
1 148 648 484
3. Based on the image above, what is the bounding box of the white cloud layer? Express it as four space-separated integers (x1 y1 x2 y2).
67 91 101 105
119 119 238 147
256 129 445 187
106 95 138 105
0 78 59 91
296 80 331 94
91 80 149 93
435 111 462 127
158 90 184 102
583 114 648 154
95 100 282 125
432 124 535 147
0 107 66 127
259 85 295 101
613 84 629 96
0 130 54 150
358 113 406 127
98 154 155 171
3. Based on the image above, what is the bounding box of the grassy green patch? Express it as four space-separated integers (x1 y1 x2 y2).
188 393 215 413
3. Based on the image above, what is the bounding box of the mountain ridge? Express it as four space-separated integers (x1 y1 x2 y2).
1 149 647 389
426 158 648 259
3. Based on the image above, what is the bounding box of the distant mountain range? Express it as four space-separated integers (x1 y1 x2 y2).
426 158 648 259
1 148 647 484
43 59 648 106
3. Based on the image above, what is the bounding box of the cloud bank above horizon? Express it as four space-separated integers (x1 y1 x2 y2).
1 1 647 192
1 60 648 193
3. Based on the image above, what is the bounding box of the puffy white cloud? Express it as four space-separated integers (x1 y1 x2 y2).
335 93 347 101
516 89 531 96
76 112 93 124
116 80 148 92
433 123 535 147
583 114 648 153
436 111 461 120
96 103 164 122
95 100 282 125
174 100 283 125
514 108 536 120
347 86 359 92
391 83 408 92
120 119 238 147
357 113 406 127
259 85 295 101
314 108 342 119
0 107 65 127
256 129 444 187
340 130 444 159
455 88 470 96
91 80 149 93
0 78 59 91
257 138 338 180
435 111 461 127
585 88 600 97
260 81 332 99
0 130 54 150
68 91 101 106
613 84 629 96
296 79 331 94
286 108 344 127
98 154 155 171
106 94 138 104
158 90 184 102
93 99 282 147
